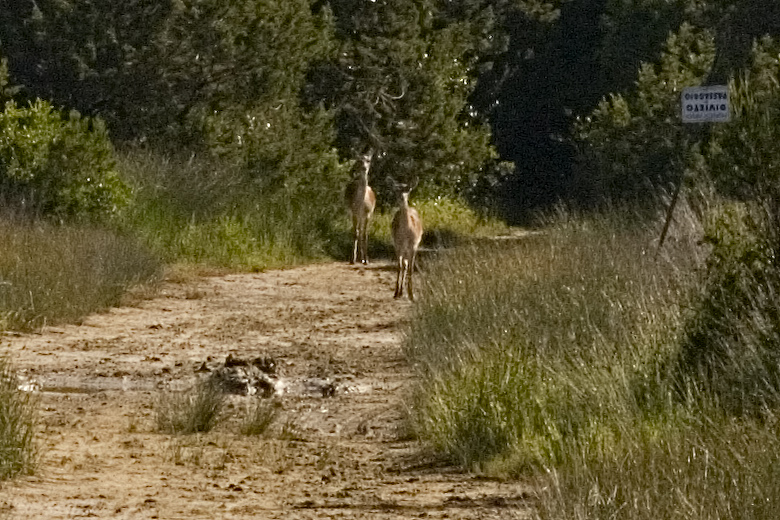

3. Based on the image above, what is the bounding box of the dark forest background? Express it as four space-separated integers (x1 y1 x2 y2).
1 0 780 224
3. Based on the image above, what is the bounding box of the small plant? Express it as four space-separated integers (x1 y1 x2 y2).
163 436 232 471
278 419 306 441
155 379 225 434
0 359 37 479
239 399 280 436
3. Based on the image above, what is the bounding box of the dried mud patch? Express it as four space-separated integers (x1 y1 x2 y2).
0 262 532 519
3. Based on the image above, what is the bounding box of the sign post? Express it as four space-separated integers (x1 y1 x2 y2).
681 85 731 123
657 85 731 255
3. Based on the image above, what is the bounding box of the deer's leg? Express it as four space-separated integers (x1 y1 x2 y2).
351 216 359 264
394 256 405 298
407 253 416 301
359 219 369 264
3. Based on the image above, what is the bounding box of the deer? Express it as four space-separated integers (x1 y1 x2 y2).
344 150 376 265
391 178 423 300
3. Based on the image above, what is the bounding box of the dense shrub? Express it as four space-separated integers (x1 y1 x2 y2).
0 100 128 220
670 37 780 416
675 208 780 416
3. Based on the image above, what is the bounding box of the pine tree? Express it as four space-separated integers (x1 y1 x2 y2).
305 0 499 199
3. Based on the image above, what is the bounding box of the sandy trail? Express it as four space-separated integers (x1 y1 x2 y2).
0 262 531 519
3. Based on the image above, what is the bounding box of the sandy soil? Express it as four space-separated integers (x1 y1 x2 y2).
0 261 532 519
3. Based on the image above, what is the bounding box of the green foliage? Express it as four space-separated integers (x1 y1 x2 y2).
0 58 19 103
0 0 337 146
155 379 225 435
599 0 694 91
575 23 715 205
204 105 345 211
669 37 780 417
0 0 174 141
0 359 37 479
707 37 780 206
156 0 337 146
674 204 780 416
305 0 499 198
0 100 128 220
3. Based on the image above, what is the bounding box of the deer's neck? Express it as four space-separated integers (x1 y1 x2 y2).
398 193 411 216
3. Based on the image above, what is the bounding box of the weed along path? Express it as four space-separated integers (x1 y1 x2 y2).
0 262 531 519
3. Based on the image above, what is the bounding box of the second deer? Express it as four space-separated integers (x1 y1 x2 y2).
344 150 376 264
391 178 423 300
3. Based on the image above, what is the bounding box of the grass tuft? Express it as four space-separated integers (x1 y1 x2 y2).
0 359 37 479
155 379 225 435
239 399 280 436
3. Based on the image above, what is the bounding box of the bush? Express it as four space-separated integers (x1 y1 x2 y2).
674 203 780 416
0 100 128 221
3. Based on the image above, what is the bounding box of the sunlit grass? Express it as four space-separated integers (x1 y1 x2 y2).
0 220 161 330
401 200 780 518
372 196 512 250
0 358 37 479
116 148 340 270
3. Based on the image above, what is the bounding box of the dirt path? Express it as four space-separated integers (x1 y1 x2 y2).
0 262 532 519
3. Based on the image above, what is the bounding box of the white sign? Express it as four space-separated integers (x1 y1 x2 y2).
681 85 730 123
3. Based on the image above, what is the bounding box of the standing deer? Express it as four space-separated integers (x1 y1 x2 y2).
391 178 423 300
344 150 376 265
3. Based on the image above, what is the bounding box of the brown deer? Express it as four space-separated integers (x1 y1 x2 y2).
344 150 376 264
391 178 423 300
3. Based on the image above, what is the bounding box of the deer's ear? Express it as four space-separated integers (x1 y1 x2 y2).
409 177 419 191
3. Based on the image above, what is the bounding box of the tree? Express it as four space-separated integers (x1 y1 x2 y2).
305 0 499 200
0 0 337 148
0 0 173 141
575 24 715 206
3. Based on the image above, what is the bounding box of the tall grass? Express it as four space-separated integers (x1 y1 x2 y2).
0 219 160 330
372 196 512 253
116 149 343 270
536 415 780 519
0 359 37 479
118 148 512 269
402 198 780 518
406 208 701 467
